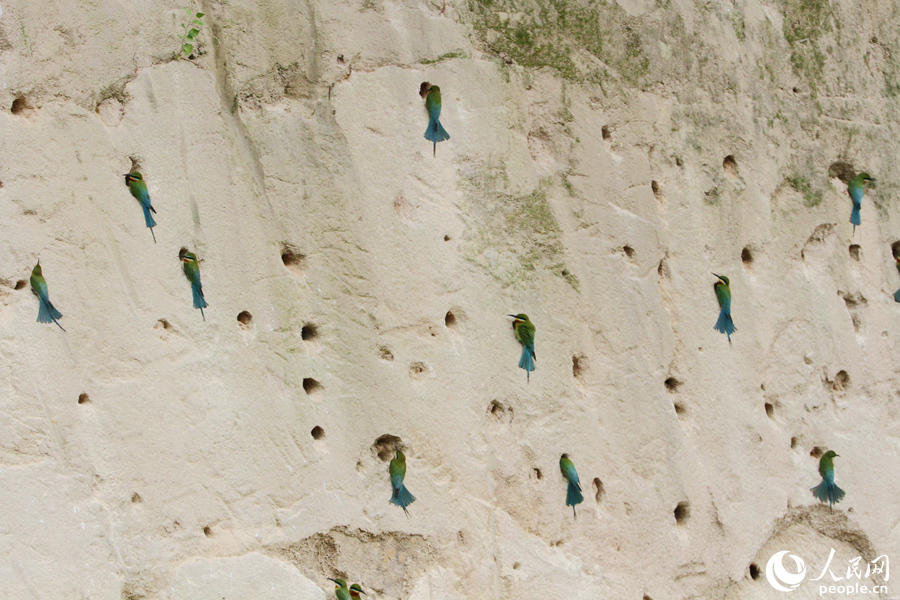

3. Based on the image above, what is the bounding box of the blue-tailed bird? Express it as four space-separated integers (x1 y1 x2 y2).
30 261 65 331
327 579 351 600
179 248 208 320
810 450 845 511
712 274 736 343
559 453 584 518
893 256 900 303
848 172 875 235
508 313 535 382
389 444 415 517
420 82 450 157
124 172 157 243
348 584 366 599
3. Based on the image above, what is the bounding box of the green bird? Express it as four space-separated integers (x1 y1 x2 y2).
811 450 845 512
349 584 366 599
508 313 535 382
30 261 65 331
389 445 416 516
179 248 208 320
893 256 900 303
848 172 875 234
559 453 584 518
124 172 157 243
420 82 450 157
327 578 351 600
712 274 735 342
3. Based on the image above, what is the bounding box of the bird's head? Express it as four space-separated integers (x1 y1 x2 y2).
507 313 529 322
419 81 432 99
858 172 875 182
124 172 143 184
560 453 570 460
349 584 366 596
328 578 348 590
823 450 839 459
178 248 197 263
429 85 441 95
32 261 42 276
712 273 729 286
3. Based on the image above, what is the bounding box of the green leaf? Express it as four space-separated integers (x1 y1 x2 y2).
187 29 199 39
196 12 204 18
182 43 193 55
181 23 187 28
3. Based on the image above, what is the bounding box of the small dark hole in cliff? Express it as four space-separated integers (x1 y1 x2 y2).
765 402 774 419
675 156 683 167
810 446 825 458
157 318 172 330
14 280 26 290
658 256 670 278
337 54 345 63
601 125 611 140
203 526 213 537
572 354 587 380
849 245 861 261
281 244 306 276
891 241 900 259
311 426 324 440
378 346 394 361
673 401 686 416
11 97 27 114
828 161 855 184
623 245 635 258
651 180 662 199
237 311 252 327
303 378 323 396
301 324 318 341
487 400 513 423
444 234 451 241
674 501 690 525
665 377 681 392
373 434 402 461
643 596 653 600
78 393 90 404
409 361 429 379
833 370 850 391
723 155 739 178
793 86 800 94
593 478 604 502
533 468 542 480
791 436 799 449
741 247 753 265
749 563 760 580
131 492 142 504
445 310 457 329
512 562 521 570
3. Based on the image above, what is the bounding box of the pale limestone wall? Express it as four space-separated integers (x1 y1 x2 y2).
0 0 897 598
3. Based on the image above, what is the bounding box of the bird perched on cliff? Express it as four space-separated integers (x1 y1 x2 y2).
848 172 875 235
179 248 208 320
348 584 366 599
559 454 584 518
811 450 845 511
389 445 416 516
507 313 536 382
328 578 351 600
420 82 450 157
712 274 735 343
124 172 157 243
30 261 65 331
893 255 900 303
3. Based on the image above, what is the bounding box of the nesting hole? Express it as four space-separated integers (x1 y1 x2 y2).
337 54 345 63
674 501 690 525
828 161 855 183
764 402 774 419
14 280 27 290
673 401 686 417
512 562 521 570
131 492 142 504
445 310 458 329
280 244 306 276
409 361 429 379
373 434 402 461
749 563 760 580
832 370 850 392
643 596 653 600
78 393 90 404
891 241 900 259
658 256 670 279
203 526 213 537
592 478 604 502
651 180 662 200
311 426 325 440
444 234 451 241
378 345 394 361
664 377 681 392
301 324 318 341
790 436 799 449
675 156 683 167
741 247 753 266
303 378 323 396
601 125 611 140
237 311 253 327
792 86 800 94
487 400 513 422
810 446 825 458
532 468 543 480
723 155 739 178
572 354 587 380
11 97 28 114
156 318 172 330
623 245 635 258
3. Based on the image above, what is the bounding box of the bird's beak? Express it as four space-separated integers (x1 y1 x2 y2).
712 273 723 280
327 578 338 584
834 454 840 457
507 314 517 318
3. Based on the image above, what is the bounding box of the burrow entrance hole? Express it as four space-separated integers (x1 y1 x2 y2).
674 501 690 525
373 434 402 461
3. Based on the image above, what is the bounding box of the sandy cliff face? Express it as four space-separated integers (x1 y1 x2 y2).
0 0 898 598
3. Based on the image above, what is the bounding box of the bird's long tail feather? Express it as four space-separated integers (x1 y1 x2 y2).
424 118 450 157
519 346 535 382
391 483 416 516
894 288 900 303
566 481 584 517
851 203 861 230
192 282 208 320
714 308 736 341
37 298 65 331
811 479 845 507
142 203 157 229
